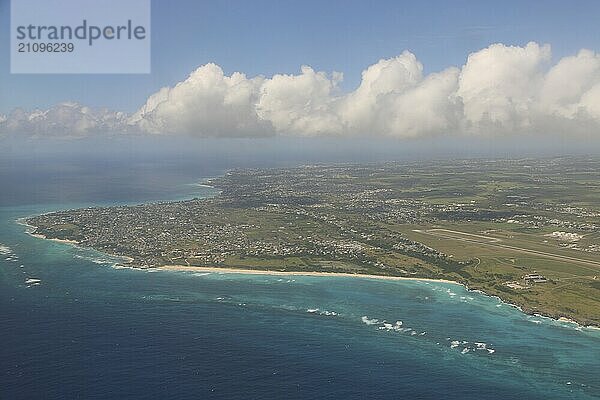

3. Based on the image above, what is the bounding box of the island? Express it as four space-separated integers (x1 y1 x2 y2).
26 157 600 327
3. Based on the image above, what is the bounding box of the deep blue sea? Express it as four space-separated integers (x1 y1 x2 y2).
1 155 599 399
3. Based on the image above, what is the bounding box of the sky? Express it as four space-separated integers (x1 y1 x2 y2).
1 0 600 149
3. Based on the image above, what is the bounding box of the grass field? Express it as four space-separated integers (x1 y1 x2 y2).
398 222 600 325
28 157 600 326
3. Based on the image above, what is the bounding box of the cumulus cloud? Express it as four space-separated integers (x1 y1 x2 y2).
540 49 600 120
129 63 272 137
0 102 129 139
3 42 600 139
341 51 425 134
457 42 551 131
256 66 344 135
374 67 461 137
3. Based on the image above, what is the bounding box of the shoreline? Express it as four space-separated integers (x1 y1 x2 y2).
17 218 80 245
19 219 135 264
157 264 600 330
158 264 459 284
28 232 79 245
15 200 600 331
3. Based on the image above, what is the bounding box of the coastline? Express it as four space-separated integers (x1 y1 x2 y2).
158 264 459 284
19 218 135 264
17 218 80 245
18 220 600 330
15 194 600 331
29 233 79 245
157 264 600 330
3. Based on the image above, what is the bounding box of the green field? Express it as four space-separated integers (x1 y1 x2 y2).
27 157 600 326
399 222 600 325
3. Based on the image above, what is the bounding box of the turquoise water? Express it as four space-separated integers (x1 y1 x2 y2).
1 185 599 398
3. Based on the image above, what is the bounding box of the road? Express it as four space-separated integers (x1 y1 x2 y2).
414 228 600 273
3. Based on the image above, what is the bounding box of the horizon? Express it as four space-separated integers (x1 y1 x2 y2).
2 3 600 399
1 0 600 157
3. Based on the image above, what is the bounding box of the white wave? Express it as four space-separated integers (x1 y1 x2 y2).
307 308 337 316
74 253 116 265
320 310 338 316
362 315 433 339
379 322 394 331
0 244 11 255
361 316 379 325
448 339 495 355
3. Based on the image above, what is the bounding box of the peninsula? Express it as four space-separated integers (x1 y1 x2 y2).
26 157 600 326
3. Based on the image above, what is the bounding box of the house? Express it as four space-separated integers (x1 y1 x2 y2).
524 273 548 283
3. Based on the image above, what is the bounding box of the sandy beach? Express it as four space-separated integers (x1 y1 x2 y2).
159 265 459 285
28 233 79 245
158 265 600 329
16 218 80 245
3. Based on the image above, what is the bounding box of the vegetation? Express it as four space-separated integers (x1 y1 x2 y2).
27 157 600 326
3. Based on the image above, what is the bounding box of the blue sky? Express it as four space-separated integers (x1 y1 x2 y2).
1 0 600 114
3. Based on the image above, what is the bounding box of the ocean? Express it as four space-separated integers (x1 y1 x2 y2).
1 155 599 399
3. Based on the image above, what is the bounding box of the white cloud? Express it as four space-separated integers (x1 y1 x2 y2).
579 83 600 119
3 42 600 139
540 49 600 120
0 102 128 138
256 66 344 135
457 42 551 132
375 67 461 137
129 63 272 137
341 51 425 134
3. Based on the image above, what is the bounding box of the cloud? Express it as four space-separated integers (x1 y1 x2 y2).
3 42 600 139
457 42 551 132
0 102 129 139
256 66 344 136
129 63 272 137
374 67 461 137
341 51 425 134
540 49 600 120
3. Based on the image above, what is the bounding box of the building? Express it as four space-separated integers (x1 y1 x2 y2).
524 273 548 283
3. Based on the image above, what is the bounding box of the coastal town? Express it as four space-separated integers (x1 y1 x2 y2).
26 157 600 326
